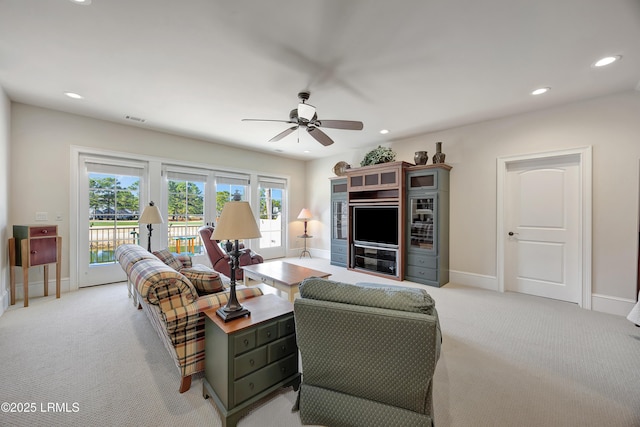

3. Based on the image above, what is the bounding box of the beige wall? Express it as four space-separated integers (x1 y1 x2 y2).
9 103 307 287
6 91 640 315
0 88 9 314
307 91 640 313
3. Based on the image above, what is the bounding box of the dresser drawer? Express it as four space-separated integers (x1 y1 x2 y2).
407 253 437 268
29 226 57 238
234 346 267 380
234 354 297 404
256 322 279 346
406 265 438 282
234 330 256 356
268 335 297 363
278 316 295 337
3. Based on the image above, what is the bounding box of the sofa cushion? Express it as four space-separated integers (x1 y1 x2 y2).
299 278 436 316
153 248 184 271
181 265 224 295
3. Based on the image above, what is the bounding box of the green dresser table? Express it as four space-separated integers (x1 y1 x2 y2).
202 294 301 427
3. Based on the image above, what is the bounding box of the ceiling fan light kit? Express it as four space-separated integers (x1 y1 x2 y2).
242 91 364 147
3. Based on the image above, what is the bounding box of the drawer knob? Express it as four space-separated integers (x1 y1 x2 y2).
249 359 255 366
249 383 254 390
280 367 286 373
281 345 286 351
243 339 249 346
31 250 37 254
42 230 48 234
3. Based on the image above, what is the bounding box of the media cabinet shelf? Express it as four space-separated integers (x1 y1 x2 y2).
352 244 399 278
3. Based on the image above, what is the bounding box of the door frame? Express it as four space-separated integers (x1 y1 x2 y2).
496 146 592 308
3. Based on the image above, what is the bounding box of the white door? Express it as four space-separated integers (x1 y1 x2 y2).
78 156 147 287
504 154 581 303
257 177 287 259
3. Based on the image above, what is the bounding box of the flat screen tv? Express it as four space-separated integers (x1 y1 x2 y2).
353 206 398 247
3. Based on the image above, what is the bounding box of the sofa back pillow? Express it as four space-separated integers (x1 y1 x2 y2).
181 265 224 295
153 248 184 272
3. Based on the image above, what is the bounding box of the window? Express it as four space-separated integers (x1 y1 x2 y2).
166 170 206 254
215 173 250 222
257 177 287 257
86 165 143 264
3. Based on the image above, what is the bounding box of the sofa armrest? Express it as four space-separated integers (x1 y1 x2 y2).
162 287 264 334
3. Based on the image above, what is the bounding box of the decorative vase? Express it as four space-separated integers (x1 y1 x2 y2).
414 151 428 165
432 142 446 164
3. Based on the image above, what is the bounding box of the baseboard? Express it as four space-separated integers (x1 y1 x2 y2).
449 270 635 317
591 293 636 317
8 278 71 302
286 248 330 260
0 287 8 317
449 270 498 291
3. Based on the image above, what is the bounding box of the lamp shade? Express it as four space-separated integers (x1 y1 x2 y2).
212 201 262 241
139 202 164 224
297 208 312 220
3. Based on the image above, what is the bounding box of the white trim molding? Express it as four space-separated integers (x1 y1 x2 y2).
449 270 498 291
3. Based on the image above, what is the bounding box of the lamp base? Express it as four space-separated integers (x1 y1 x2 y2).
216 305 251 322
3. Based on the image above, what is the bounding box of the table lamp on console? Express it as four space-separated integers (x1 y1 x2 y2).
139 201 164 252
212 196 262 322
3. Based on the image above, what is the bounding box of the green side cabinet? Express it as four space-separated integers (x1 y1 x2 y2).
202 295 300 427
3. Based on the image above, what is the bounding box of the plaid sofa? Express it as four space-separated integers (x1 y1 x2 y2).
115 244 263 393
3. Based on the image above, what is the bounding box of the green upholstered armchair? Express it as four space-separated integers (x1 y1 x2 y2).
293 278 441 427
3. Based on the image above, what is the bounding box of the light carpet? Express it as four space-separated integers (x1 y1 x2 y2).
1 257 639 427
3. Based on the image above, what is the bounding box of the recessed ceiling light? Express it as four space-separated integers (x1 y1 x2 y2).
64 91 84 99
531 87 550 96
593 55 622 67
69 0 92 4
380 129 389 134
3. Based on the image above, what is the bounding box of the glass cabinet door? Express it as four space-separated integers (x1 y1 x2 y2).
332 200 348 240
409 194 436 251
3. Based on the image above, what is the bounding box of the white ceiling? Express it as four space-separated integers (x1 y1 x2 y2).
1 0 639 160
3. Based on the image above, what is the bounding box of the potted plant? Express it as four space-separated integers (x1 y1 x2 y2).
360 145 396 167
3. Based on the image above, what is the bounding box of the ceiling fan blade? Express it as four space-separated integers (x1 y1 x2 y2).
242 119 295 124
307 127 334 146
269 126 298 142
315 120 364 130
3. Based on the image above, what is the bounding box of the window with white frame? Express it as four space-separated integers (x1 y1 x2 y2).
166 170 207 255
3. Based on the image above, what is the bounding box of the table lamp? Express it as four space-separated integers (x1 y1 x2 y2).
212 199 262 322
139 201 164 252
297 208 312 237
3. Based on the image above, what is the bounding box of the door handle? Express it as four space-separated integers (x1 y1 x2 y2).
508 231 519 236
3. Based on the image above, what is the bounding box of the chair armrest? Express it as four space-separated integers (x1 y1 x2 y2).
238 249 263 265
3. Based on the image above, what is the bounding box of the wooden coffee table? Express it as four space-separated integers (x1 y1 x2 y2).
242 261 331 302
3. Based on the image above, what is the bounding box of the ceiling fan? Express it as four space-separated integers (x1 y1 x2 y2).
242 91 364 146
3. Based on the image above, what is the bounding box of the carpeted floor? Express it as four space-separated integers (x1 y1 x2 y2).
1 257 639 427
